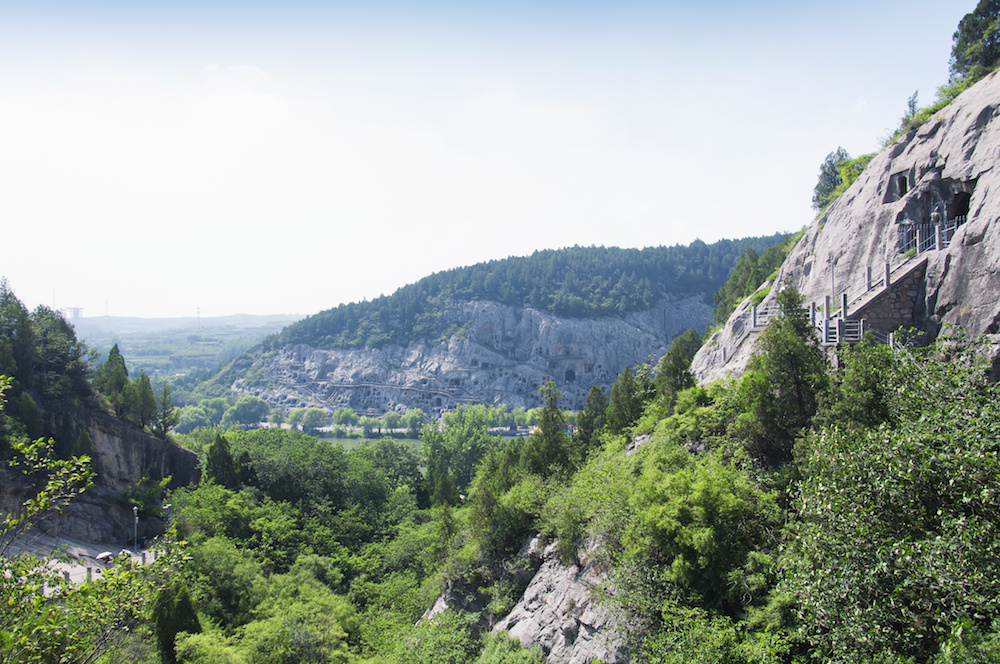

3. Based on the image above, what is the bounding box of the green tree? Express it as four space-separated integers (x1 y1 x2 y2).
152 381 180 439
74 428 94 457
655 329 701 409
29 305 93 405
331 407 358 427
202 397 229 425
420 404 501 491
359 415 379 437
94 343 129 414
951 0 1000 83
132 371 157 428
382 409 402 433
287 408 305 431
204 433 239 490
727 286 828 467
780 336 1000 662
812 147 850 211
816 335 894 432
0 280 36 391
576 384 608 450
302 408 330 434
402 408 426 438
606 365 653 435
152 579 202 663
520 381 573 478
221 395 270 428
176 405 212 434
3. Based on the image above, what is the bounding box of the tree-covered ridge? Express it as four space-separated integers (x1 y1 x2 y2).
267 237 787 351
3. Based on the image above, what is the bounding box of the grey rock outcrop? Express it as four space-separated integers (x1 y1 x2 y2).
492 540 626 664
244 296 711 416
75 408 200 493
422 535 626 664
693 71 1000 382
0 407 199 545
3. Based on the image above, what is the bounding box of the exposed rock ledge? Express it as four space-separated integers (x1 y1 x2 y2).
493 539 626 664
423 536 626 664
1 407 199 545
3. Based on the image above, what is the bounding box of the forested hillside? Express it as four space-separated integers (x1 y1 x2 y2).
266 237 786 351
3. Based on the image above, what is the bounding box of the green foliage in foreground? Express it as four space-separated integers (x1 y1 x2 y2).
951 0 1000 85
0 375 185 664
9 302 1000 664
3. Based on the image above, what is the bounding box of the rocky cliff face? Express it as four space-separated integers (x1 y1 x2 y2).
693 71 1000 382
242 296 711 416
0 407 199 545
491 539 626 664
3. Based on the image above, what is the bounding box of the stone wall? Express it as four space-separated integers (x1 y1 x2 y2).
847 262 926 334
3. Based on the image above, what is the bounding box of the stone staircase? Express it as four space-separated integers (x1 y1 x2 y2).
718 251 932 362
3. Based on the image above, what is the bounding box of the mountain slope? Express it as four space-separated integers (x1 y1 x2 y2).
228 238 787 414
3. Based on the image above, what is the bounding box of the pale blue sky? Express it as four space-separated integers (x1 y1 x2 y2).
0 1 970 318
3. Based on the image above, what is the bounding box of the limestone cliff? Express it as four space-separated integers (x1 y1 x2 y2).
693 71 1000 382
0 407 199 545
491 539 625 664
240 296 711 416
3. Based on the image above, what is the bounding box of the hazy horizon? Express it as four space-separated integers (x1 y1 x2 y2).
1 0 969 319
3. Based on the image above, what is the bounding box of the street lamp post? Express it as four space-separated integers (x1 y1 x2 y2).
132 505 138 553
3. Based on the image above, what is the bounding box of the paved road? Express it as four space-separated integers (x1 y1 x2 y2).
4 529 147 584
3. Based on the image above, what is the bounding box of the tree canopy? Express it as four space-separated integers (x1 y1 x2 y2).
951 0 1000 83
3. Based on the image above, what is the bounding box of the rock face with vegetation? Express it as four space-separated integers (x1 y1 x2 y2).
243 295 709 415
229 240 790 415
490 539 625 664
0 408 198 543
694 70 1000 381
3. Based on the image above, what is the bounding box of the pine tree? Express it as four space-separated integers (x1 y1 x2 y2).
204 434 239 489
576 384 608 450
151 382 179 439
94 344 129 413
133 372 157 428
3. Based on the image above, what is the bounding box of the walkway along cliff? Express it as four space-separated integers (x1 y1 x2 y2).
693 70 1000 383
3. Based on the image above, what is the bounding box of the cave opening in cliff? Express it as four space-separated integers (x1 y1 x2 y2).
565 369 576 383
953 192 972 221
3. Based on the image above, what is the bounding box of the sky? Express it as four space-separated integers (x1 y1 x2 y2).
0 0 972 319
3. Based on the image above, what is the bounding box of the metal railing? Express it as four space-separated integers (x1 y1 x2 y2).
898 217 964 253
710 214 969 362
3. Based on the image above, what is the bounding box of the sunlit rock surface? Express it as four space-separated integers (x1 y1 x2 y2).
694 71 1000 382
243 296 711 415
